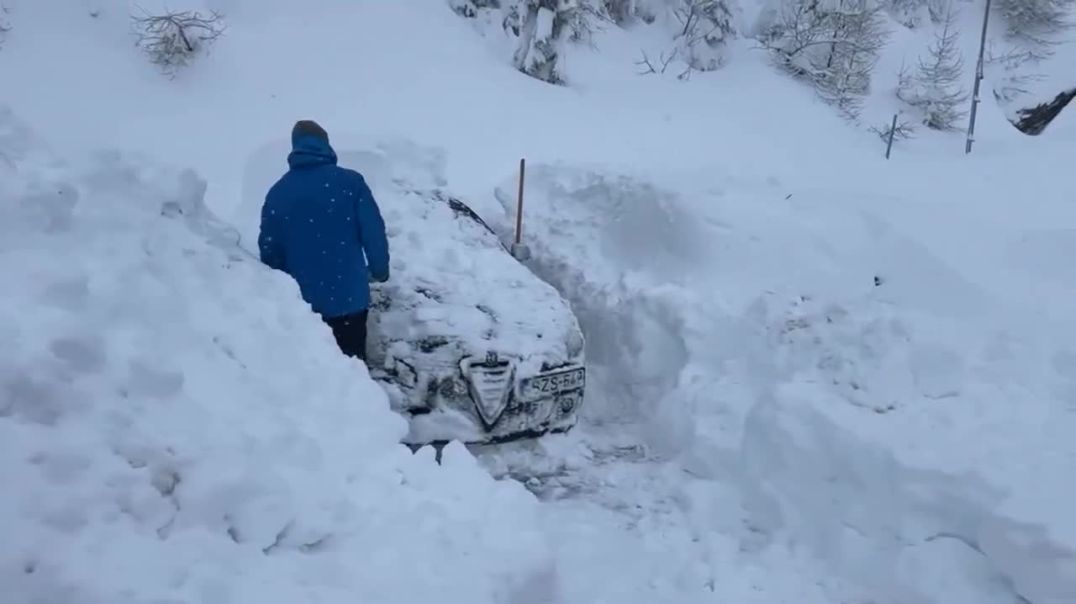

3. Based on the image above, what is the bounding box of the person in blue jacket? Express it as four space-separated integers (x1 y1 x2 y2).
258 120 390 361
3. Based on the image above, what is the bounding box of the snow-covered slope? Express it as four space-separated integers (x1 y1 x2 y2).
0 109 553 604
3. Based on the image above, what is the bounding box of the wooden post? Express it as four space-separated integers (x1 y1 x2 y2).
515 158 525 246
885 113 898 159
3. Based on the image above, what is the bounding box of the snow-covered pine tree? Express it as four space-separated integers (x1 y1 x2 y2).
510 0 573 83
995 0 1074 45
671 0 738 72
897 5 968 130
760 0 889 119
451 0 599 83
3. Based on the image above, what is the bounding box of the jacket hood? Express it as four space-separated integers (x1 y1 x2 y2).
288 133 338 169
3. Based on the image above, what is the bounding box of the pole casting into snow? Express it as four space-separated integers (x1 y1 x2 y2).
511 158 531 261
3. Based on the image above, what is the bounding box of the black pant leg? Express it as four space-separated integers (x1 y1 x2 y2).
324 310 369 360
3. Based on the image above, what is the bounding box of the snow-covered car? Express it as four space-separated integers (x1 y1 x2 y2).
330 145 587 446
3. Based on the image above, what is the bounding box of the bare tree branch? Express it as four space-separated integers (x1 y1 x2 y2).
869 116 916 141
131 6 226 77
760 0 889 120
635 48 679 75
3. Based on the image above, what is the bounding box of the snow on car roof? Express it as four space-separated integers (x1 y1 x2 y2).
338 143 583 375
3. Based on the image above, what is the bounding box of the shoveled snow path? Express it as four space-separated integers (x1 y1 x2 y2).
473 426 867 603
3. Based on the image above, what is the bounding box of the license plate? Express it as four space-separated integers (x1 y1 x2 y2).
520 367 585 400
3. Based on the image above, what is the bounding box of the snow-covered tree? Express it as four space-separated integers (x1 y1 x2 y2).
897 5 968 130
671 0 738 72
883 0 948 28
995 0 1074 44
760 0 890 119
452 0 600 83
131 8 225 77
508 0 574 83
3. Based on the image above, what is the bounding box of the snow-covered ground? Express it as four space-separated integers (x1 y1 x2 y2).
2 1 1076 602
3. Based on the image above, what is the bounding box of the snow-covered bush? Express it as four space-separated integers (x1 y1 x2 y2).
760 0 890 119
669 0 739 72
897 6 968 130
131 7 225 76
509 0 582 83
0 107 553 604
632 0 739 78
452 0 596 83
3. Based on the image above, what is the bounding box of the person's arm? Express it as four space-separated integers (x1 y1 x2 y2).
258 195 286 271
354 173 390 282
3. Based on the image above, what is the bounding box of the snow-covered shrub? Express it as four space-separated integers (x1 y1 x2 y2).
760 0 890 119
131 7 225 76
510 0 581 83
632 0 739 79
670 0 739 72
0 107 553 604
452 0 595 84
896 6 968 130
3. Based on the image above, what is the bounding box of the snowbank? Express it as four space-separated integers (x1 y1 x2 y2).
0 108 553 604
494 160 1076 602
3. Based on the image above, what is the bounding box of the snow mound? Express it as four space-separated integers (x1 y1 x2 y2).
0 109 552 604
493 160 1076 601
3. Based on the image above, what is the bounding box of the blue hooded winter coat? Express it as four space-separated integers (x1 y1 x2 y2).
258 131 390 318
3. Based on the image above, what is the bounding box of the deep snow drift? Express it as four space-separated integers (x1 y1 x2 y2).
476 153 1076 602
0 109 554 604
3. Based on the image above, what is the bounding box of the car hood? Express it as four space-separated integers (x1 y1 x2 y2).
340 143 585 376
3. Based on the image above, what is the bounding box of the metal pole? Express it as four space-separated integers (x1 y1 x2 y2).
885 113 898 159
510 158 532 261
965 0 992 154
514 158 525 246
